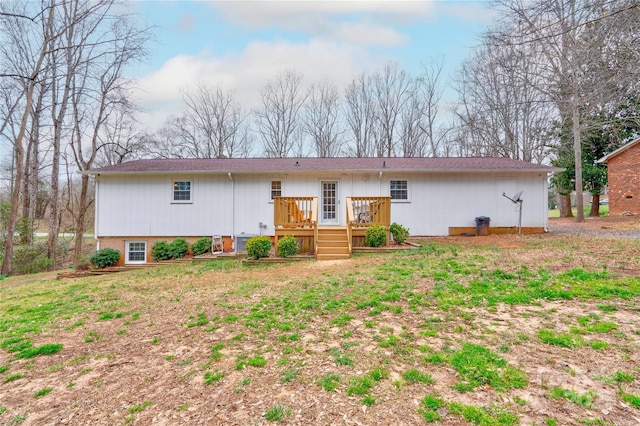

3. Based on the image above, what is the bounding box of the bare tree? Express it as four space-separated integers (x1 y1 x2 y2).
344 73 377 158
304 79 343 157
96 110 151 166
0 1 56 275
65 5 150 265
256 70 307 158
453 35 554 162
495 0 640 222
178 84 252 158
416 58 450 157
373 63 413 157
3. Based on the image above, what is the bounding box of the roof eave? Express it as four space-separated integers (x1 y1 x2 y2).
85 167 561 176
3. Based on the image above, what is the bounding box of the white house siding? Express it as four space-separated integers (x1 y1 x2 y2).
96 174 234 237
384 172 548 235
96 170 549 240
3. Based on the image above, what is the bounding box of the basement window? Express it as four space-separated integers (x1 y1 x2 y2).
126 241 146 264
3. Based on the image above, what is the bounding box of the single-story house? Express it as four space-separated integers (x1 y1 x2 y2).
86 157 559 264
597 137 640 215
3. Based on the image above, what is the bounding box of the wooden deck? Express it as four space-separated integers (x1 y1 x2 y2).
274 196 391 259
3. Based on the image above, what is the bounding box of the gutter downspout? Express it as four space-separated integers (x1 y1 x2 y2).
228 172 234 251
95 176 100 250
378 171 383 196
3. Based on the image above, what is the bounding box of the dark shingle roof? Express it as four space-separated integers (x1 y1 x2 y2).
86 157 560 175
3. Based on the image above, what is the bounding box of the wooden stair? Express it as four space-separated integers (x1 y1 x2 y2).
316 226 351 260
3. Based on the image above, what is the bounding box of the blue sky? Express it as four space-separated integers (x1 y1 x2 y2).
128 1 495 129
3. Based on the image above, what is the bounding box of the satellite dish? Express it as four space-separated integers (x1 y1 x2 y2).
501 190 524 236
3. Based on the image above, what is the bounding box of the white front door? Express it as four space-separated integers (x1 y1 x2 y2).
321 181 339 225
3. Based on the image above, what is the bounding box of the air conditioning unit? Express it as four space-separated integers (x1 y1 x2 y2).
235 234 256 253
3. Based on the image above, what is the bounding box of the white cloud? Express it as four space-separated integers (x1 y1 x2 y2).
330 21 407 46
134 38 372 130
209 1 433 47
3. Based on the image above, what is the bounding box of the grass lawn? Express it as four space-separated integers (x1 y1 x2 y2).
1 234 639 425
549 205 609 218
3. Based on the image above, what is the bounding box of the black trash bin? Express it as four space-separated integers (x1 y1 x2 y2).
475 216 491 236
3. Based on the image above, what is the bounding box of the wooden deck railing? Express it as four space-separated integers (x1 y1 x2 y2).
274 197 317 229
347 196 391 247
347 197 391 227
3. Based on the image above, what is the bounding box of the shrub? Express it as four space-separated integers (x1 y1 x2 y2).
89 248 121 269
246 236 272 259
169 237 189 259
277 236 298 257
151 241 172 261
390 222 409 244
12 243 53 275
191 237 212 256
152 238 190 261
365 224 387 247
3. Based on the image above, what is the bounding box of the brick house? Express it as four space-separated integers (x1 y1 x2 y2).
597 137 640 215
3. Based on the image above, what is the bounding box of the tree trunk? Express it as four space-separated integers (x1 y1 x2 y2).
1 4 54 275
73 174 90 266
559 194 574 218
589 194 600 217
572 100 584 223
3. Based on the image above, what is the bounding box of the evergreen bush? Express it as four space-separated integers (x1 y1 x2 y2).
191 237 212 256
169 237 189 258
365 224 387 247
390 222 409 244
246 236 272 259
277 236 298 257
151 241 172 261
89 248 121 269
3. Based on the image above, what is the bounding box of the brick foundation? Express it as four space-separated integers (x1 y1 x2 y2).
97 236 233 266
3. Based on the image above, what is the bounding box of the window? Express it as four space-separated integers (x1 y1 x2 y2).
271 180 282 200
390 180 408 200
173 181 191 202
126 241 146 264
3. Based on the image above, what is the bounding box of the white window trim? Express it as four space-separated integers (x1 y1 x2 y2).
125 241 147 264
390 179 410 203
269 179 283 203
171 179 193 204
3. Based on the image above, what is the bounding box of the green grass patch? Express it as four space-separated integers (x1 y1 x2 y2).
280 369 299 383
128 400 153 414
264 404 291 422
548 387 597 407
402 369 434 385
346 375 376 396
203 370 224 385
318 373 340 392
449 343 527 391
419 394 445 422
330 313 354 327
187 312 209 328
621 393 640 408
3 373 24 383
34 387 53 398
449 402 518 425
538 329 584 348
